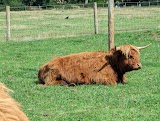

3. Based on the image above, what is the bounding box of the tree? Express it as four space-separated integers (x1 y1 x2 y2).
2 0 23 6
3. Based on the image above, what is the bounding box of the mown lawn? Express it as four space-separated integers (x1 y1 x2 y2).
0 30 160 121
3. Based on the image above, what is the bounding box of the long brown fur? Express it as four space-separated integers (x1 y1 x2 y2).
0 82 29 121
38 44 143 86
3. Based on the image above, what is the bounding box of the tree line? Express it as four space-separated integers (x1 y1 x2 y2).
0 0 158 6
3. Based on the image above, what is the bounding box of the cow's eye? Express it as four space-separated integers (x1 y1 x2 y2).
129 56 134 59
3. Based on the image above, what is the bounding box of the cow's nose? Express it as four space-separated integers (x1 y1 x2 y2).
137 63 142 69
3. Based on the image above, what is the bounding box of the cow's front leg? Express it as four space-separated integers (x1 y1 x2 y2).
117 74 127 84
122 75 127 84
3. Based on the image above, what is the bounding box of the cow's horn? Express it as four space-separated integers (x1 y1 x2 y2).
137 43 151 50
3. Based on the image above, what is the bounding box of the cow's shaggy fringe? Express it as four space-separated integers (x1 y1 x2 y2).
117 44 140 59
0 82 29 121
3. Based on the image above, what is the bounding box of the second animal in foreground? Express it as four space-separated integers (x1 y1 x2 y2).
0 82 29 121
38 44 151 86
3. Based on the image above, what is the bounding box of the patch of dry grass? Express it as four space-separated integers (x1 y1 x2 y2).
0 7 159 41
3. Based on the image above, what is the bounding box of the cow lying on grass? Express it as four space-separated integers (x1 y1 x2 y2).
38 44 151 86
0 82 29 121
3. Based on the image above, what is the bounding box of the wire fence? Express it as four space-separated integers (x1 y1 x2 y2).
0 3 160 41
0 1 160 11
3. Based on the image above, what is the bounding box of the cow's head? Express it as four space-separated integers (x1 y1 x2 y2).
116 44 151 71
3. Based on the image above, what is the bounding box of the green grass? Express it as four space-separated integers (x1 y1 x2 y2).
0 29 160 120
0 7 160 41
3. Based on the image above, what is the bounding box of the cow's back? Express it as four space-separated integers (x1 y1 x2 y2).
52 51 114 84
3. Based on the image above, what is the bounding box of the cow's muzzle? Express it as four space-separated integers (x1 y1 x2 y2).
136 63 142 69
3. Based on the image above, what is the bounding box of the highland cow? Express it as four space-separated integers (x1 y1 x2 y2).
0 82 29 121
38 44 151 86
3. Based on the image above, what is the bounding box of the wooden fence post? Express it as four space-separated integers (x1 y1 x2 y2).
108 0 114 50
93 2 98 34
6 6 10 41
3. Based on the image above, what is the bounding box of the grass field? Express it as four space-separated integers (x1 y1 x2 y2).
0 7 160 41
0 27 160 120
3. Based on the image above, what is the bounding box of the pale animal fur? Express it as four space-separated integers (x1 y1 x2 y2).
0 82 29 121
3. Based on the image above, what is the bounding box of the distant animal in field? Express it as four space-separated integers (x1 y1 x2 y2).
38 44 151 86
0 82 29 121
65 16 69 19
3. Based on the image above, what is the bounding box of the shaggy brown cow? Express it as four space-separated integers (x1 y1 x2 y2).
38 44 151 86
0 82 29 121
